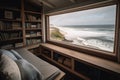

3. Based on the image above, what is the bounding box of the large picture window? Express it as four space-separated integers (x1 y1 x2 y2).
48 4 117 53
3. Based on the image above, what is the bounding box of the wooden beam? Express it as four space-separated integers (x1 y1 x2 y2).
39 0 55 8
70 0 76 3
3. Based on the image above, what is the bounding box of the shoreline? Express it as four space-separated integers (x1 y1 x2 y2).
50 26 113 52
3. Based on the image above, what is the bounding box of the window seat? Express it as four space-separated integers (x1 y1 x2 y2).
40 43 120 80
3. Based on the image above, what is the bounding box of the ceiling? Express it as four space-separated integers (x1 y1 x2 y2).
27 0 108 14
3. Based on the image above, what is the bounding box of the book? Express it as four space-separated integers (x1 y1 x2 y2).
15 42 23 47
31 25 37 28
4 10 13 19
26 39 41 45
30 31 37 37
0 32 22 40
12 22 21 29
58 57 65 64
63 58 72 68
37 32 41 36
25 14 41 21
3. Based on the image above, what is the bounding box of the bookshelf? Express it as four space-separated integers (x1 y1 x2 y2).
24 0 43 47
0 0 23 49
0 0 43 49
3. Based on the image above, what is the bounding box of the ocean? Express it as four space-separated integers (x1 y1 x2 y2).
51 25 115 52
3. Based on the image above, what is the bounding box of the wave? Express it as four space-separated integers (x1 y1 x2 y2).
72 37 114 52
52 25 114 52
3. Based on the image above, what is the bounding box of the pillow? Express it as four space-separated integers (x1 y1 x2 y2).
0 49 17 60
0 54 21 80
15 59 43 80
10 50 23 59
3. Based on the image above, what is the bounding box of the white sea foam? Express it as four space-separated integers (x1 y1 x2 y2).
55 26 114 52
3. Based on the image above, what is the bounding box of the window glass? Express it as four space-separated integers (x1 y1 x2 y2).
49 5 116 52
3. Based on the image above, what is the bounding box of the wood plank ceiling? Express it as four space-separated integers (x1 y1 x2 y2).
26 0 108 13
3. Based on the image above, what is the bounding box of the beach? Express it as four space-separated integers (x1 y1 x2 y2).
50 25 115 52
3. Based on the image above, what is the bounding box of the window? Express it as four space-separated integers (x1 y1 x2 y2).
49 5 116 53
46 1 120 61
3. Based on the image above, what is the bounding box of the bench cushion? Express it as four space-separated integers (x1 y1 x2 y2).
15 48 61 80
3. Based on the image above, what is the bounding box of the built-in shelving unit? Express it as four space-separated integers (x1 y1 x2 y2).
40 44 90 80
0 0 43 49
24 0 43 48
40 43 120 80
0 0 22 49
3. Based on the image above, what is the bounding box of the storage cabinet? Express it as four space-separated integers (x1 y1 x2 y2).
40 45 90 80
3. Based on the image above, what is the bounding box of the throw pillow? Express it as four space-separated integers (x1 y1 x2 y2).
10 50 23 59
0 49 17 60
15 59 43 80
0 54 21 80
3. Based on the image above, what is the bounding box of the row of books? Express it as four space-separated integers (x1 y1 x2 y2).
25 23 41 29
54 54 72 68
0 32 22 41
0 21 21 30
0 42 23 49
0 44 14 49
25 14 41 21
15 42 24 48
26 32 41 37
26 39 41 45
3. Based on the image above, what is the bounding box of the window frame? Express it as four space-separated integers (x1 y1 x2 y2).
45 0 120 62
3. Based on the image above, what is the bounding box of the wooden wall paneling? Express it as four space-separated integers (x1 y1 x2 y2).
21 0 26 46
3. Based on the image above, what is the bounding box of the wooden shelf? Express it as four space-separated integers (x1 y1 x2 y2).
26 35 42 38
25 28 42 31
0 7 20 11
25 20 41 23
40 43 120 75
52 59 90 80
0 37 23 42
0 19 21 22
0 38 23 46
0 28 22 31
25 10 42 14
25 43 40 49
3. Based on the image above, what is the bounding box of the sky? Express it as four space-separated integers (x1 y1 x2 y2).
50 5 116 26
